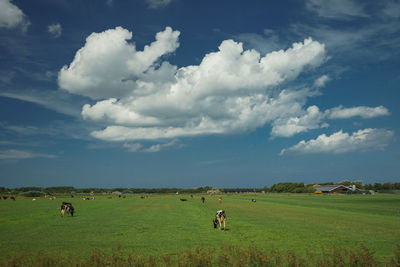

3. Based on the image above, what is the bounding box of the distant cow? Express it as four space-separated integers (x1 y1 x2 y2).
251 199 256 202
180 198 187 201
3 196 8 200
61 202 74 217
213 210 226 230
201 197 205 203
10 196 15 201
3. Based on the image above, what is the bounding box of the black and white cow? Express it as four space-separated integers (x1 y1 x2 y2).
60 202 74 217
201 197 205 203
213 210 226 230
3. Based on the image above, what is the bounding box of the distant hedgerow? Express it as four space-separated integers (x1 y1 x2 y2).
20 191 45 197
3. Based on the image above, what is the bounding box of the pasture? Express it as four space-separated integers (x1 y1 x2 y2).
0 193 399 265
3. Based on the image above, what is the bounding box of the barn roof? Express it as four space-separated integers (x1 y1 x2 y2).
314 185 351 192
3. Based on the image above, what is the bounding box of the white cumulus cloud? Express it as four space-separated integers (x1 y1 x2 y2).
271 104 390 138
313 74 330 88
59 26 180 100
48 23 62 38
271 105 328 138
280 128 394 155
59 26 327 142
0 0 29 31
327 105 390 119
123 139 180 152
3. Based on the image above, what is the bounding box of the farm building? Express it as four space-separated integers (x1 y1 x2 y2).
207 189 221 194
314 185 357 194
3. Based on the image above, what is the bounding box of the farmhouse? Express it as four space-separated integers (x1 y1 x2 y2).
207 189 221 194
314 185 356 194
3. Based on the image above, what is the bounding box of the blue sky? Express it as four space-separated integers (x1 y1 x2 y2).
0 0 399 188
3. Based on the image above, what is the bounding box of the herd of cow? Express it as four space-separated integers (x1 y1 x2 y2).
2 194 259 231
57 195 231 230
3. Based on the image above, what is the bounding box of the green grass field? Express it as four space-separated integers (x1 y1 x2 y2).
0 193 399 264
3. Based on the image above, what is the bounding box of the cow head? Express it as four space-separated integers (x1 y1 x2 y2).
213 219 218 228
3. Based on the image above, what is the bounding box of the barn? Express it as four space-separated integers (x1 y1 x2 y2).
314 185 355 194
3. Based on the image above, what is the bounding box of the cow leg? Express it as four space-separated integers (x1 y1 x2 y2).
61 209 65 218
223 219 226 231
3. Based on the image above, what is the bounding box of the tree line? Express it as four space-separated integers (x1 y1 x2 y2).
0 181 399 195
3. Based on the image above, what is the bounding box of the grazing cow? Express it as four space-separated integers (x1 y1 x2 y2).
213 210 226 230
60 202 74 217
10 196 15 201
140 196 145 199
251 199 256 202
201 197 205 203
32 198 36 201
3 196 8 200
180 198 187 201
218 196 222 203
190 194 193 198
